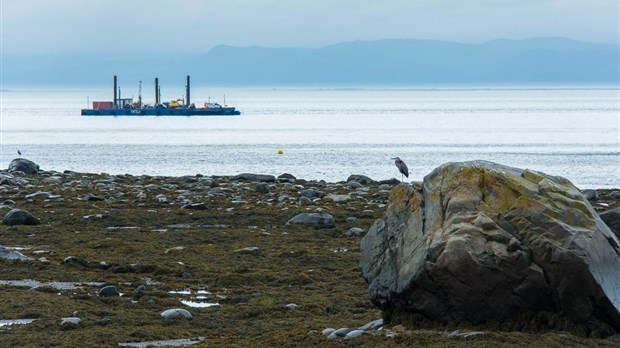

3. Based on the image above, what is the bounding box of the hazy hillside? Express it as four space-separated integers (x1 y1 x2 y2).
3 38 618 87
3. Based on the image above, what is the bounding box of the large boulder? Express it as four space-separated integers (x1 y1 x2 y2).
235 173 276 183
8 158 39 174
3 209 40 226
347 175 376 185
360 161 620 336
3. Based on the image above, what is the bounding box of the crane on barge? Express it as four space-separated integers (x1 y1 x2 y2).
81 75 241 116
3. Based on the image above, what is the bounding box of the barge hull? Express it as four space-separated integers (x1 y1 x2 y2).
81 108 241 116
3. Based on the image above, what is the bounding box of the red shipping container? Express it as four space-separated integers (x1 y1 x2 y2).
93 101 113 110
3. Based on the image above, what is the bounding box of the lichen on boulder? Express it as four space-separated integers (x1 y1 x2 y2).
360 160 620 337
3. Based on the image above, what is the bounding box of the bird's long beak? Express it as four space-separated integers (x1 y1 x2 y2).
390 157 397 160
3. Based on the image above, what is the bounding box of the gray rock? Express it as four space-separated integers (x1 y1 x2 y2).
298 197 313 205
180 176 198 183
155 194 168 203
3 209 40 226
83 194 105 201
42 177 62 185
358 318 383 331
60 317 81 326
360 161 620 336
323 194 350 203
255 183 269 194
322 328 335 335
286 213 335 229
378 184 391 190
235 246 259 255
62 256 87 267
329 327 354 338
0 246 32 260
25 191 52 199
278 173 295 179
347 175 375 185
345 330 364 339
582 189 598 201
277 173 296 183
600 208 620 239
345 227 364 237
1 199 16 206
379 178 400 185
160 308 192 319
98 261 110 269
8 158 39 174
347 181 364 189
300 189 324 199
181 203 207 210
144 184 158 191
198 178 214 188
506 237 521 252
136 285 146 293
235 173 276 182
98 285 119 297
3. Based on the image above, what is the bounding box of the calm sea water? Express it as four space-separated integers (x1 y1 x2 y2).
1 87 619 188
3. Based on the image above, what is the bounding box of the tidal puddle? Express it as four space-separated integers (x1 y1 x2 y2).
118 337 205 347
0 319 35 327
168 289 212 295
0 279 104 290
180 300 220 308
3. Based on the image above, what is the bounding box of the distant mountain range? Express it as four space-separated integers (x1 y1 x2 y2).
3 37 619 86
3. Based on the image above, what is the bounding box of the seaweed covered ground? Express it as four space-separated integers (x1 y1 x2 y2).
0 169 619 347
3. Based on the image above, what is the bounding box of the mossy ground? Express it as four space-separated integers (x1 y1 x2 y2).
0 173 618 347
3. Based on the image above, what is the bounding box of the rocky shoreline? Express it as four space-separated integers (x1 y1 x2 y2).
1 159 619 347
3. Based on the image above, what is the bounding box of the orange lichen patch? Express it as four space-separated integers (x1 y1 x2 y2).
408 193 423 213
387 185 413 215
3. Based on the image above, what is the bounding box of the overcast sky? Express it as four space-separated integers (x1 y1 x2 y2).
2 0 619 56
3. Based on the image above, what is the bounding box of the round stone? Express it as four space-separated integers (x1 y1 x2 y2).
98 285 119 297
160 308 192 319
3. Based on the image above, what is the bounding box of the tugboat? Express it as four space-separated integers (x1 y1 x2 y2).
81 76 241 116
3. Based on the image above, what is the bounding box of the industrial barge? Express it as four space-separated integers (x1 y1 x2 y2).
81 76 241 116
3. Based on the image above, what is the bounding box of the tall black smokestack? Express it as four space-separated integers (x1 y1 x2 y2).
186 75 190 106
155 78 159 104
113 75 117 107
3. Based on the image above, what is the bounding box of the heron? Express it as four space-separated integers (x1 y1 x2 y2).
17 149 22 156
391 157 409 182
